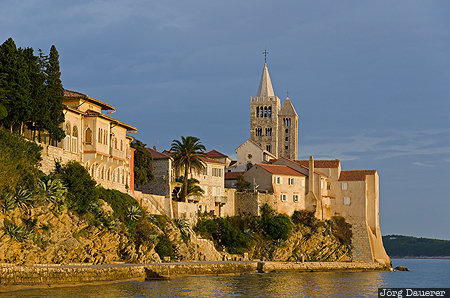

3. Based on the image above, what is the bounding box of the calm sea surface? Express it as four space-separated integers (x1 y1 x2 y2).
4 259 450 297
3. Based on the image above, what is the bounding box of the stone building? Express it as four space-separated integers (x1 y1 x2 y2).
36 89 136 194
250 63 298 159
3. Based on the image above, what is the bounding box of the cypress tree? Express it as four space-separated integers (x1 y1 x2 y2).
44 45 65 141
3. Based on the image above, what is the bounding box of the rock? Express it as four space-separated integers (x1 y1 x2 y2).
394 266 409 271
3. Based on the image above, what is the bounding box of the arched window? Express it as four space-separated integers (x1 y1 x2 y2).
64 122 71 151
107 169 110 181
266 127 272 136
114 138 118 150
72 126 78 153
264 107 267 117
120 140 123 151
122 169 125 184
101 167 104 180
104 131 108 145
256 107 259 117
268 107 272 118
85 128 92 145
260 107 263 117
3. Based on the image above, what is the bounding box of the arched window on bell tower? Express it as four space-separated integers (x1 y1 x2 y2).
256 107 259 117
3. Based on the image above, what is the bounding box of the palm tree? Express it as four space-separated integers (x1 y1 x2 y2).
170 136 206 201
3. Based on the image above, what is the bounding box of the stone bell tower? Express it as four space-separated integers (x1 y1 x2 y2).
249 59 299 159
250 62 281 157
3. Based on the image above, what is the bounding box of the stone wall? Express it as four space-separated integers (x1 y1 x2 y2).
136 158 171 198
235 191 276 216
39 143 80 174
134 191 172 217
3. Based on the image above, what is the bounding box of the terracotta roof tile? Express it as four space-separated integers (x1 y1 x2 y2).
225 172 245 180
338 170 377 181
64 89 115 111
206 149 229 158
147 148 171 159
256 164 305 176
295 160 340 168
199 156 225 165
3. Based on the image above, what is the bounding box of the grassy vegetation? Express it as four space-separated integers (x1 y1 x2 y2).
383 235 450 257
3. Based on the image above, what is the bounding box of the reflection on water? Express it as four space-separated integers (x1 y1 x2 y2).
5 259 450 297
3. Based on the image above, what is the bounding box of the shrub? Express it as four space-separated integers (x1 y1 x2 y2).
0 128 42 194
97 187 139 222
55 161 97 214
154 235 175 260
135 219 159 248
263 214 292 241
260 203 276 219
331 216 352 245
291 210 316 226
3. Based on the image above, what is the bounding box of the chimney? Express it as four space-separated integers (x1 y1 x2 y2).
309 155 314 193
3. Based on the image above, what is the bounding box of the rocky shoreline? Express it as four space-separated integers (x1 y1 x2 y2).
0 261 391 292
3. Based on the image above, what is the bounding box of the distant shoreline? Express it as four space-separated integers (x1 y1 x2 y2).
390 256 450 259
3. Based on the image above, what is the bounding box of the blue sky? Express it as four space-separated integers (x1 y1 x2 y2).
2 1 450 239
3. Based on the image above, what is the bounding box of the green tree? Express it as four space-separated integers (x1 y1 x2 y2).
130 139 154 186
0 38 31 132
55 161 98 214
173 177 205 200
42 45 65 142
170 136 206 201
236 175 250 191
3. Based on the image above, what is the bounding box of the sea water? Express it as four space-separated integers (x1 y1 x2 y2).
4 259 450 297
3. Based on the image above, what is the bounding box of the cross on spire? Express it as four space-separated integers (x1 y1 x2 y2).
263 49 269 64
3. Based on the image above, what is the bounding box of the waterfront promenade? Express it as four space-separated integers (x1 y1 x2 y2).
0 261 390 292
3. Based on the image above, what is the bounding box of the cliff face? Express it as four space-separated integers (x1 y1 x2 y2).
0 203 223 265
251 222 352 262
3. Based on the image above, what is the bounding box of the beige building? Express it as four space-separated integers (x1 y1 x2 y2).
243 164 306 216
35 89 136 193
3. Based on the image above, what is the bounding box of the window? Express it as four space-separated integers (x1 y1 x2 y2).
98 129 102 144
265 127 272 136
344 197 351 205
341 182 348 190
212 168 223 177
120 140 123 151
327 183 331 190
293 194 299 202
85 128 92 145
288 178 295 185
256 127 263 136
72 126 78 153
331 199 336 205
285 128 289 134
268 106 272 118
256 107 259 117
203 166 208 175
266 144 271 152
264 106 268 117
301 179 305 187
281 194 287 202
285 137 289 142
247 154 252 159
285 145 289 150
275 176 281 184
260 107 264 117
104 130 108 145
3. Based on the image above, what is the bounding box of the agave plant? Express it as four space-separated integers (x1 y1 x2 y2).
3 219 33 242
127 205 142 221
1 193 17 213
175 218 190 234
14 188 35 211
38 178 67 204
